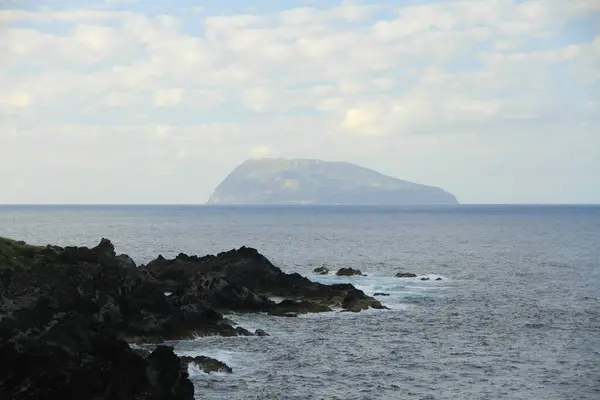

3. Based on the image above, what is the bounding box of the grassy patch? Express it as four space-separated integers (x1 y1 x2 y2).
0 237 46 269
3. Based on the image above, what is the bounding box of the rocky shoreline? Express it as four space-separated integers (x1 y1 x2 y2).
0 237 386 399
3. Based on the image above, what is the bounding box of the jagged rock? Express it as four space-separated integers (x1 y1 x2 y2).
1 237 304 399
180 356 232 374
173 274 275 312
420 277 430 281
143 247 384 312
336 267 363 276
1 235 387 400
313 266 330 275
395 272 417 278
254 329 270 337
0 238 244 344
147 346 195 399
0 316 193 400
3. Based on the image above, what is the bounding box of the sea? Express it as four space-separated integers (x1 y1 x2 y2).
1 205 599 400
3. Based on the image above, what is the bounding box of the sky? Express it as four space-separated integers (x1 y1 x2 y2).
0 0 599 204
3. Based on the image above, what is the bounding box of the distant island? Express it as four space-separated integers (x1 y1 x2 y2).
207 158 459 205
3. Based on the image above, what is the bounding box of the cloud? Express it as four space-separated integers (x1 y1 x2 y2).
248 145 271 158
0 0 599 203
0 91 31 108
153 89 183 107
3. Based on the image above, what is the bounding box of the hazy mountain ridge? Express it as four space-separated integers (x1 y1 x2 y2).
207 158 459 205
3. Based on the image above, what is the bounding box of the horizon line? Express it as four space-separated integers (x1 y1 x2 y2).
0 203 599 207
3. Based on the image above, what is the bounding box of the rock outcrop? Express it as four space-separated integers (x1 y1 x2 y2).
0 322 194 400
0 237 235 399
313 266 330 275
0 238 246 344
395 272 417 278
341 289 386 313
180 356 233 374
336 267 363 276
0 236 389 399
141 246 385 313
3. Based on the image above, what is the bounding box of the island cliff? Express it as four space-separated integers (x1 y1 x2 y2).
207 158 458 205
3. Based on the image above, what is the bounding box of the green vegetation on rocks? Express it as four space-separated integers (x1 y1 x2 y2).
0 237 46 269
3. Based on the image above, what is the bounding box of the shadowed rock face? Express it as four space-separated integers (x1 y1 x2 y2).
0 318 194 400
207 158 459 205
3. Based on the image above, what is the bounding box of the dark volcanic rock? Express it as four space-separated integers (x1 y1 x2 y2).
373 292 390 297
143 247 385 312
147 346 195 398
435 277 443 281
268 299 331 316
341 289 389 313
0 237 294 399
180 355 233 374
0 316 193 400
420 277 430 281
0 238 242 343
395 272 417 278
172 273 275 313
313 266 330 275
336 267 363 276
1 236 387 399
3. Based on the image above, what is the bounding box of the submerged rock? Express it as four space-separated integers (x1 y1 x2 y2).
395 272 417 278
435 277 443 281
420 277 430 281
373 292 390 297
313 266 330 275
336 267 363 276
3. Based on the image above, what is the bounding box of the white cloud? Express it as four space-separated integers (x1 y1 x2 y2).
153 89 183 107
0 91 31 108
341 106 381 135
248 145 271 158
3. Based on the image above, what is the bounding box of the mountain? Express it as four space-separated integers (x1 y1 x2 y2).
207 158 459 205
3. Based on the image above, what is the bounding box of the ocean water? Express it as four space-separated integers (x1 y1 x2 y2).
1 205 599 399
